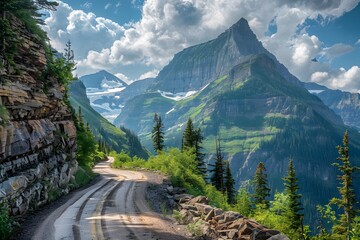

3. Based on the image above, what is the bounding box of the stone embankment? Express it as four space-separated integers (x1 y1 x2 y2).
162 184 289 240
0 16 77 215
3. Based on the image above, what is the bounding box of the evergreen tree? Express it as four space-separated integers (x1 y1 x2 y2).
253 162 271 208
283 160 303 232
194 127 206 177
210 138 225 192
64 40 76 70
224 160 236 204
182 118 195 150
151 113 164 153
331 131 359 239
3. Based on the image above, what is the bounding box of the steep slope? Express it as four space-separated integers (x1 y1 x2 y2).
79 70 128 123
305 82 360 130
69 80 149 159
150 18 300 93
115 18 360 224
0 17 77 215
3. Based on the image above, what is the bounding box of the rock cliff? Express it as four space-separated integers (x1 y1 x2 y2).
0 17 77 215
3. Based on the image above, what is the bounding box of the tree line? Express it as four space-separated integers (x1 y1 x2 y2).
152 114 359 239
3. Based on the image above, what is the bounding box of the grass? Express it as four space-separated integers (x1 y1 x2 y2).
71 165 96 188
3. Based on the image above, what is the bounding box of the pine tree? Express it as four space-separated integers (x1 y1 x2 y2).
330 131 359 239
210 138 225 192
224 161 236 204
182 118 195 150
194 127 206 177
253 162 271 208
283 160 303 232
151 113 164 153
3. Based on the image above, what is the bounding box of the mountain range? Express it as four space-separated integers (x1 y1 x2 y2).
75 18 360 226
108 18 360 224
304 82 360 131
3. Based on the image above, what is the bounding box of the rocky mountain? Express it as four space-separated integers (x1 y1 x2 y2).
69 80 149 159
115 18 360 224
0 17 77 215
79 70 128 123
150 18 300 93
304 82 360 131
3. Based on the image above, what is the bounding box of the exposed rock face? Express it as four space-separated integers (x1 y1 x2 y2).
177 196 289 240
0 17 77 215
151 18 300 93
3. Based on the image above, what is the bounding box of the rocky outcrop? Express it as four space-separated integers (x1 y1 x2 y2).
176 196 289 240
0 17 77 215
150 18 300 93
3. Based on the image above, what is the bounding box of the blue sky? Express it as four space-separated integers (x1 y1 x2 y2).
44 0 360 92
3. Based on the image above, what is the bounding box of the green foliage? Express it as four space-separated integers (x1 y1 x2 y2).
0 200 15 239
224 161 236 204
187 220 205 237
252 192 309 239
111 148 229 209
69 80 149 159
181 118 206 177
172 209 187 224
0 105 10 126
111 151 133 168
209 138 225 192
152 113 165 153
0 0 58 70
253 162 271 209
283 159 304 232
233 188 253 216
351 216 360 239
182 118 195 150
71 165 96 188
330 131 359 239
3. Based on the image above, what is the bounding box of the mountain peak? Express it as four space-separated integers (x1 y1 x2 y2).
230 17 250 30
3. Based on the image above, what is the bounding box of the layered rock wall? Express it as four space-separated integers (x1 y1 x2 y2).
0 17 77 215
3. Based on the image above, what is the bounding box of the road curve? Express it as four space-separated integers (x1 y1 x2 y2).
32 158 188 240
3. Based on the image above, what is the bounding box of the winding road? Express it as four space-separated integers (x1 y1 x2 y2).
32 158 188 240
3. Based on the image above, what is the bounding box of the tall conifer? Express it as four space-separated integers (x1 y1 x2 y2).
253 162 270 208
210 138 225 192
283 160 303 232
151 113 164 153
331 131 359 239
224 161 236 204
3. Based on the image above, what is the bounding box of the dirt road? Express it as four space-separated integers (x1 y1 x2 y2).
32 158 188 240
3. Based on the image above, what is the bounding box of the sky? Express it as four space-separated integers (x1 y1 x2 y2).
43 0 360 92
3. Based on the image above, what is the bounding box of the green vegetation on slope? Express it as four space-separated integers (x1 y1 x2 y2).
69 80 149 159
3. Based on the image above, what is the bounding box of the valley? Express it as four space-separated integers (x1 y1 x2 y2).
1 1 360 239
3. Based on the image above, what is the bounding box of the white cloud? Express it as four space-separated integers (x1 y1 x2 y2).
139 69 159 80
115 73 132 84
45 0 360 91
356 39 360 45
43 2 124 62
311 71 329 83
311 66 360 92
329 66 360 91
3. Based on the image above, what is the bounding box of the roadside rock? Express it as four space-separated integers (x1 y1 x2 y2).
175 196 287 240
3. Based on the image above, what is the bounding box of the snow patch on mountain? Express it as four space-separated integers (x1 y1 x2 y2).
158 83 210 101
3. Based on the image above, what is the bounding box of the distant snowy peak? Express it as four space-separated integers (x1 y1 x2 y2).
80 70 128 89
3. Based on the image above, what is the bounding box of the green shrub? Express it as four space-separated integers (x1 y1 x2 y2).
0 105 10 126
0 200 16 239
187 220 205 237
